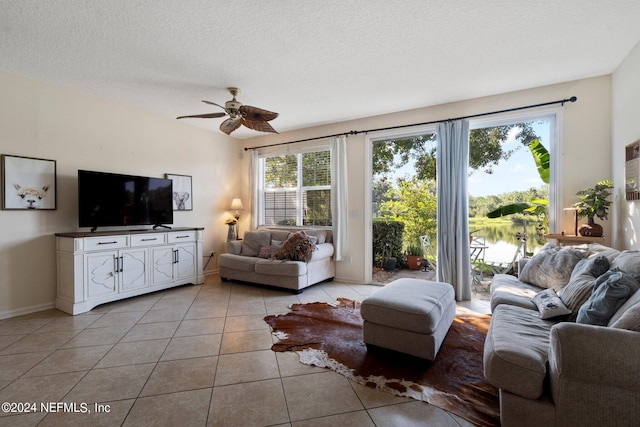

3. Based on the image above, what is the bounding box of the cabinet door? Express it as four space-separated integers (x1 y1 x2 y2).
85 252 118 298
119 248 148 292
150 246 175 284
176 243 197 280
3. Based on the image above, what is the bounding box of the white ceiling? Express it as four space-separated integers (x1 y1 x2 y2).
2 0 640 139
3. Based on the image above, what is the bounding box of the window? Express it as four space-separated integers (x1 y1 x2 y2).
258 149 331 226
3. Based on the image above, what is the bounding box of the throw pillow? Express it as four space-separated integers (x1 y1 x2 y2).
610 299 640 332
558 274 597 319
569 255 610 280
558 255 610 319
576 270 640 326
533 288 572 319
519 246 585 292
257 245 273 259
241 231 272 257
273 231 317 262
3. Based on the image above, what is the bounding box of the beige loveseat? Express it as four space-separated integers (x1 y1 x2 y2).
483 243 640 427
219 227 335 293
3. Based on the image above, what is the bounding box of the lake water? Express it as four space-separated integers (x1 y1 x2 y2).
470 222 546 264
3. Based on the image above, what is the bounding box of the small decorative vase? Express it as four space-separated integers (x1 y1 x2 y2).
226 224 236 241
578 217 603 237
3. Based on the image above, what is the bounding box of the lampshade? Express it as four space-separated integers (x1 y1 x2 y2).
230 198 244 211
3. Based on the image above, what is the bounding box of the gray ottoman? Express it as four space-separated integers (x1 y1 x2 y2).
361 278 456 360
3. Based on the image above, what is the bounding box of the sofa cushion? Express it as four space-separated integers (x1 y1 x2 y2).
533 288 572 319
610 250 640 280
610 300 640 332
218 254 262 272
241 231 272 257
577 270 640 326
303 229 327 244
490 274 538 312
608 285 640 325
254 259 307 277
519 246 584 292
484 304 553 399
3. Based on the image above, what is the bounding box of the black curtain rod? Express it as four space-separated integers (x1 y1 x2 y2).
244 96 577 151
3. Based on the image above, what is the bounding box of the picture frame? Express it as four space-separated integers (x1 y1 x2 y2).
166 173 193 211
2 154 57 210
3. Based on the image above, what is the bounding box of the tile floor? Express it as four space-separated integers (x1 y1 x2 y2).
0 276 491 427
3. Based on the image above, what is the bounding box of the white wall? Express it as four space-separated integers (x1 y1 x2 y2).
0 71 244 317
612 40 640 249
245 76 613 284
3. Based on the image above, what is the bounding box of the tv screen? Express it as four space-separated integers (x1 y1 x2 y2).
78 170 173 231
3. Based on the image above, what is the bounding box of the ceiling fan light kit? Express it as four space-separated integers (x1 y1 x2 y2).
177 87 278 135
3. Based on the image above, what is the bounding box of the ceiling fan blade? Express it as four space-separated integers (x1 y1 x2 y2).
201 100 227 111
220 117 242 135
241 117 278 134
176 112 227 119
239 105 279 122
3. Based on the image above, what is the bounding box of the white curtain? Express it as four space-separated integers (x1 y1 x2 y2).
331 135 348 261
249 149 259 231
436 120 471 301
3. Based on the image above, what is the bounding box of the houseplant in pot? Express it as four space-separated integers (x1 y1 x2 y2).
574 180 613 237
406 243 424 270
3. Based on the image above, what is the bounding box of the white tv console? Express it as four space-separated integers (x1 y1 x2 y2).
55 227 204 315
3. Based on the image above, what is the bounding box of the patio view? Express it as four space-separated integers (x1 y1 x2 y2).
371 119 552 300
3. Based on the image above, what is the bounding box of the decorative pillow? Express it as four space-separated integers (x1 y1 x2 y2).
271 239 284 250
272 231 317 262
241 231 271 257
558 255 610 319
533 288 572 319
576 270 640 326
257 245 273 259
558 274 597 319
519 247 585 292
611 301 640 332
570 255 610 280
303 229 327 244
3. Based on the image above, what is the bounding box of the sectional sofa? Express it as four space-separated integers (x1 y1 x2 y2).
483 243 640 427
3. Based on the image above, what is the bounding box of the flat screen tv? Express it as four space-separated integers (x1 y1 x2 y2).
78 170 173 231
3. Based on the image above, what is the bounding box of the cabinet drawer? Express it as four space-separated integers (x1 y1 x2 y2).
131 233 167 247
168 231 196 243
84 235 128 251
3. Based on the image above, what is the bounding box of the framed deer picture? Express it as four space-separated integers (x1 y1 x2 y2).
166 173 193 211
1 155 57 210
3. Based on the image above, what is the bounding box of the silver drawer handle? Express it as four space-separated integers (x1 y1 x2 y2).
141 238 157 241
97 241 118 245
175 235 190 239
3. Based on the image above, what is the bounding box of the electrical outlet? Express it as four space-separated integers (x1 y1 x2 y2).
209 251 215 257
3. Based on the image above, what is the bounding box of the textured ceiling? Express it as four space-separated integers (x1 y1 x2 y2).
2 0 640 138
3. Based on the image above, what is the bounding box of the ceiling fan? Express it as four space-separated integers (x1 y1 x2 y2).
177 87 278 135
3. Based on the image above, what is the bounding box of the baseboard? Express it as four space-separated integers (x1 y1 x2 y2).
204 268 219 277
0 301 56 320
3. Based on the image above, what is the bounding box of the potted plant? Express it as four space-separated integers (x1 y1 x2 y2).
574 180 613 237
406 244 424 270
381 240 397 271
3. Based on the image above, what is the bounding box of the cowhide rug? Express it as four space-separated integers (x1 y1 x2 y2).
264 298 499 427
